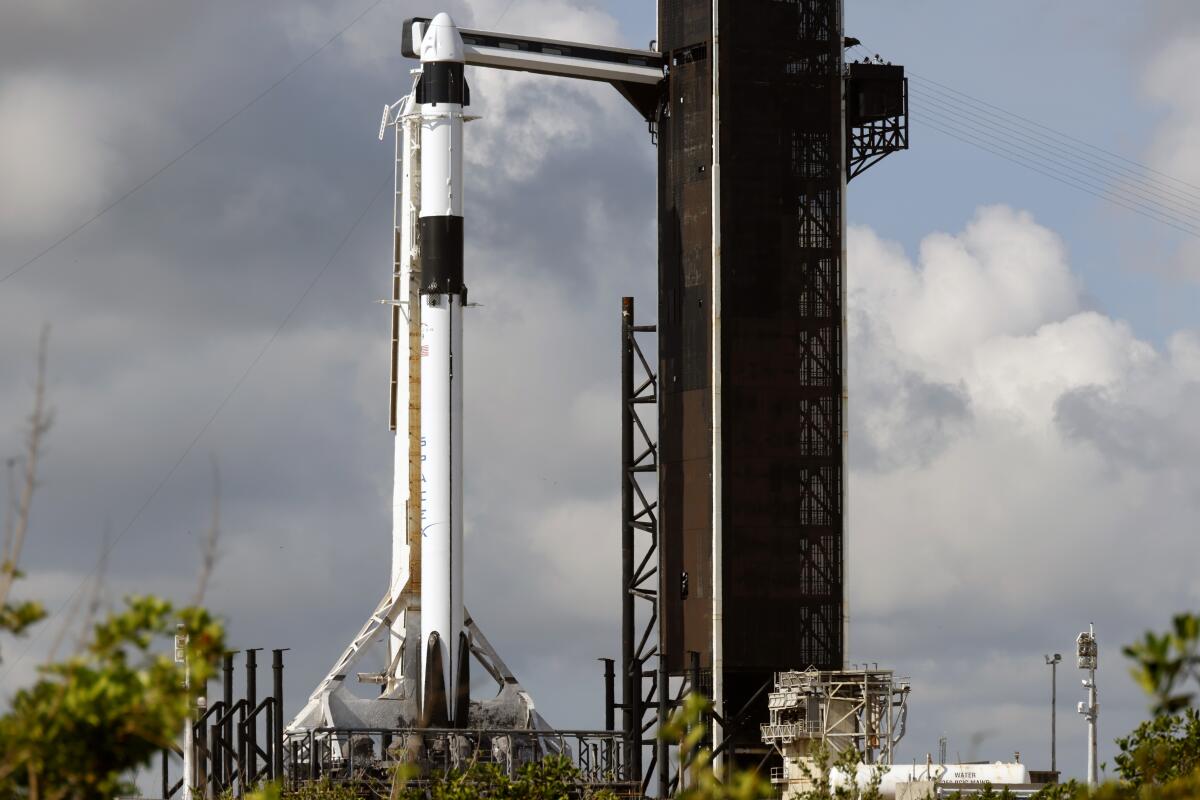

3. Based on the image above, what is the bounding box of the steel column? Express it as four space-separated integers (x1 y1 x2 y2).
246 649 259 783
222 654 234 783
601 658 616 732
272 650 286 781
658 658 670 798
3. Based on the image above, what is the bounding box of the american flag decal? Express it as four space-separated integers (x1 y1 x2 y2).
421 344 429 357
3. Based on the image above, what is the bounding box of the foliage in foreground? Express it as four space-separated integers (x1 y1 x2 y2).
1123 612 1200 718
660 693 773 800
1111 708 1200 789
243 754 620 800
0 596 224 800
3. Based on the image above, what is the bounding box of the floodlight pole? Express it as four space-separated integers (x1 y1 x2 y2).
1044 652 1061 775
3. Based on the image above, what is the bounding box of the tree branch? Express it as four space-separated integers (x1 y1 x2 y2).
0 326 53 617
193 457 221 606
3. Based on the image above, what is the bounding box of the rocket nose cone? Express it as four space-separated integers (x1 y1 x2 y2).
420 11 465 63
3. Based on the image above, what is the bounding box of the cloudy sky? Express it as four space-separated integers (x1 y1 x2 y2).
2 0 1198 785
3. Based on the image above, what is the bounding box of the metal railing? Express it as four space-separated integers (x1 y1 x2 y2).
282 727 634 793
760 721 822 743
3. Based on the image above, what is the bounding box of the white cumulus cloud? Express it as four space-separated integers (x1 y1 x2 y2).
846 205 1200 767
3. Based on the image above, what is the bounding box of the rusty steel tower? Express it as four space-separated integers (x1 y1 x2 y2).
652 0 907 772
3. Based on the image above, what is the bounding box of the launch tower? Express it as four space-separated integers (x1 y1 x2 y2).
654 0 906 769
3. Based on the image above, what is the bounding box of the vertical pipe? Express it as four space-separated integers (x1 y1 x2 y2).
222 654 234 783
688 649 702 786
838 0 850 673
264 705 274 783
601 656 616 779
1050 659 1057 775
246 649 258 784
162 748 170 800
621 297 640 782
709 0 725 779
658 659 670 799
601 658 616 732
237 705 247 796
196 696 208 798
210 718 222 798
272 650 285 781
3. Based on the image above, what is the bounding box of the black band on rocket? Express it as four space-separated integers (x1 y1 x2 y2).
419 216 465 294
417 63 469 106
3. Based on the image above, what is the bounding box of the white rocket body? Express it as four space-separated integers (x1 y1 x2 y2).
287 11 561 738
418 297 464 711
416 13 468 724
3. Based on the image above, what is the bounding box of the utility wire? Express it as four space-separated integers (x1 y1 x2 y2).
892 70 1200 238
845 47 1200 237
911 112 1200 240
491 0 519 28
909 71 1200 197
911 102 1200 236
909 83 1200 214
0 171 392 687
0 0 390 285
909 95 1200 232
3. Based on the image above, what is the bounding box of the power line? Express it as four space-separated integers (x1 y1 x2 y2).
895 70 1200 238
911 113 1200 240
909 94 1200 231
909 71 1200 196
846 51 1200 236
911 104 1200 236
909 82 1200 213
0 171 392 687
0 0 390 286
491 0 519 28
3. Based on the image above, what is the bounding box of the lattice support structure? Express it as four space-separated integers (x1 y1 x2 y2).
621 297 663 794
846 64 908 180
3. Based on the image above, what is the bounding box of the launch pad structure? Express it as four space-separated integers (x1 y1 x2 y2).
170 2 909 798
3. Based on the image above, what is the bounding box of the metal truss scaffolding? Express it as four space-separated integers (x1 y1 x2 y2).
621 296 662 795
846 64 908 181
